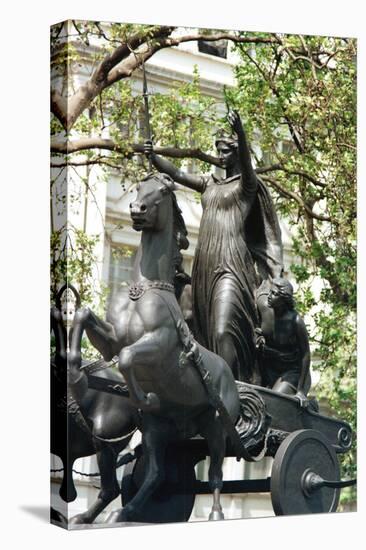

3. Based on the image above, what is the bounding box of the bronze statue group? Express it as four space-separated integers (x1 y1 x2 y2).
144 110 311 401
52 110 314 525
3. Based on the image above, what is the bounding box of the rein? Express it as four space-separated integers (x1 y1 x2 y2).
149 289 263 462
80 357 118 374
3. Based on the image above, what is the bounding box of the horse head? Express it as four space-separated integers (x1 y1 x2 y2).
130 173 189 277
129 173 176 232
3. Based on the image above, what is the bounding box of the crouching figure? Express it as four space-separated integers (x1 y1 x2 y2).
256 278 311 407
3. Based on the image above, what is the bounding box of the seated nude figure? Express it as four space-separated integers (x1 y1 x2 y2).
256 277 311 406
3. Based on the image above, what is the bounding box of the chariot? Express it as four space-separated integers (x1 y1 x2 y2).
85 364 355 522
51 171 356 526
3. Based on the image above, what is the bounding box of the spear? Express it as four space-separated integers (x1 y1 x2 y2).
142 60 153 172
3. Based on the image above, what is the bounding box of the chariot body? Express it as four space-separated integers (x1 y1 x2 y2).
85 362 354 523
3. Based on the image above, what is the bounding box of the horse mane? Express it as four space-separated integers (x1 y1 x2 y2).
172 193 189 246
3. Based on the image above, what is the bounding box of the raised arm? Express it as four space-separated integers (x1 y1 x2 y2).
143 142 206 193
227 110 257 197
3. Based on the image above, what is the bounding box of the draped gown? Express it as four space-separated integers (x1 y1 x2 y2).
192 173 283 382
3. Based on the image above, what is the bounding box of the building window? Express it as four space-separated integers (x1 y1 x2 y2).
280 139 296 156
198 38 228 59
108 245 137 294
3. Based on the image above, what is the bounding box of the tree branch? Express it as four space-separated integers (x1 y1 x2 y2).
256 163 326 188
51 137 221 166
51 139 330 193
260 176 330 222
96 26 175 85
51 156 122 170
51 139 329 217
302 210 350 304
51 90 68 130
168 32 281 47
242 49 305 154
51 26 175 131
51 28 282 132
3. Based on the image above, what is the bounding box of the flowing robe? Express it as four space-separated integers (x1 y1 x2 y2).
192 173 283 382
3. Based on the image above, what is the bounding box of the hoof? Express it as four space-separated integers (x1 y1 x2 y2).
69 513 90 525
145 392 160 410
105 509 130 523
105 510 122 524
50 507 68 525
209 507 225 521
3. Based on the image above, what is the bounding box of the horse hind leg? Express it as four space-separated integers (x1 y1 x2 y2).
199 412 226 521
107 415 171 523
59 457 77 503
70 445 120 525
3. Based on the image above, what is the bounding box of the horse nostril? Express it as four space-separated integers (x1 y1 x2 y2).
130 202 146 215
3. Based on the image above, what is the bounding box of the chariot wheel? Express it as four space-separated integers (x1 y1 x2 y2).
121 450 197 523
271 429 341 515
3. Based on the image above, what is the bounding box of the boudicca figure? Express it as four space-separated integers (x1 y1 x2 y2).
144 110 283 383
256 278 311 406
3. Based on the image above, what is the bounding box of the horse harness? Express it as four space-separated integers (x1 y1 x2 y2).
68 358 137 444
128 280 175 301
128 280 265 462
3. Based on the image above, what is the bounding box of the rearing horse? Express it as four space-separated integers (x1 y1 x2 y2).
83 173 241 522
51 286 139 525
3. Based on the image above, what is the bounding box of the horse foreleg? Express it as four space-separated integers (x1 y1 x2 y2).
51 306 67 368
70 446 120 525
84 309 120 361
119 334 163 411
199 411 226 521
107 415 171 523
68 308 90 402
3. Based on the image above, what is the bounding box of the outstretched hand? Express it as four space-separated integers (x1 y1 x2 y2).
294 390 309 409
227 109 243 135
